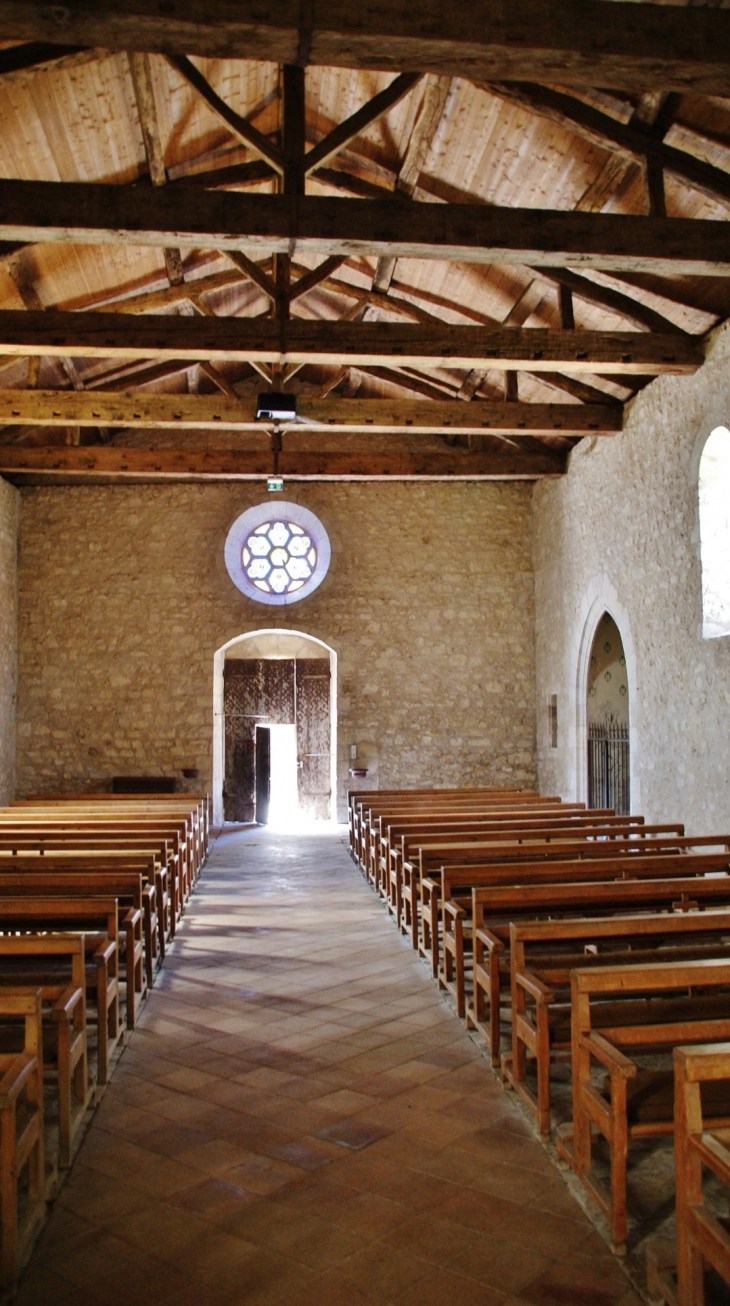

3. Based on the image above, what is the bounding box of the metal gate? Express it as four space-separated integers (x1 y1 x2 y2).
588 722 630 815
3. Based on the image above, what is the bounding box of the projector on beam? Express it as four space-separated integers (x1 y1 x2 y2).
255 393 297 422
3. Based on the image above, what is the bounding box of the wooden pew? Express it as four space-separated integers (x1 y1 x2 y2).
0 869 159 990
0 898 124 1082
384 810 649 917
556 958 730 1254
351 789 546 872
426 838 730 983
462 875 730 1066
0 820 185 914
505 911 730 1138
0 937 91 1168
369 797 574 888
0 851 162 987
11 797 208 879
647 1041 730 1306
347 786 531 861
0 988 45 1292
0 835 173 941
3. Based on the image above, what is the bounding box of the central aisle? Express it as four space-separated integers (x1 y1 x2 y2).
18 828 641 1306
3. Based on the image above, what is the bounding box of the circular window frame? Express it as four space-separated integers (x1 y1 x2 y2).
224 501 331 606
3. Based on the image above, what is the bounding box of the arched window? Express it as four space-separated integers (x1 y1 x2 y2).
699 426 730 639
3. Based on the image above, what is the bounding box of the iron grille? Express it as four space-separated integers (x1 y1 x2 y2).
588 722 630 815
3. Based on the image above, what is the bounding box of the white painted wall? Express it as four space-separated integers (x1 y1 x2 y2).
533 321 730 834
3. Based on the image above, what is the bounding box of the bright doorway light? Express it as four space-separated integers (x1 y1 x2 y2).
267 724 299 828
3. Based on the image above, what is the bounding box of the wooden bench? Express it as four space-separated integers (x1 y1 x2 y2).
0 852 162 984
382 809 641 912
351 789 546 871
0 936 92 1168
460 875 730 1066
348 786 532 861
0 897 125 1082
0 988 45 1292
0 821 185 915
0 869 160 990
504 911 730 1138
361 792 556 870
556 957 730 1254
370 799 581 889
428 839 730 985
646 1041 730 1306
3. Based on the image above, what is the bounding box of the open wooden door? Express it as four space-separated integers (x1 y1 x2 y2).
296 659 331 820
223 660 294 821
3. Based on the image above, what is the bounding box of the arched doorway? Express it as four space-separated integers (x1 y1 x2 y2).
212 630 337 826
586 612 630 814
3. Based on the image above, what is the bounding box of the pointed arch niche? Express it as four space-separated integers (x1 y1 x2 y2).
212 629 338 826
571 578 640 812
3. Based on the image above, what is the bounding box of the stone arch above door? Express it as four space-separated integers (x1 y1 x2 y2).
212 629 337 826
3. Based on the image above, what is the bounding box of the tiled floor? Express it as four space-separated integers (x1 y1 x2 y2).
16 826 644 1306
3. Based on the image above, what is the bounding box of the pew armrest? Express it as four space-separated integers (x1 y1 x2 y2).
581 1030 638 1079
516 969 555 1004
476 928 504 955
0 1052 37 1107
51 985 84 1022
443 900 466 923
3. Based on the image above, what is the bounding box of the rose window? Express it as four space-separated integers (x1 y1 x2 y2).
224 501 331 606
243 521 317 595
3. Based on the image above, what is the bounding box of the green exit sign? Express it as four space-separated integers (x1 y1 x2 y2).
267 477 284 492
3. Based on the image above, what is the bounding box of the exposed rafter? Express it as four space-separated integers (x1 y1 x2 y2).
0 391 622 437
4 3 730 94
1 182 729 276
0 444 568 482
0 313 703 373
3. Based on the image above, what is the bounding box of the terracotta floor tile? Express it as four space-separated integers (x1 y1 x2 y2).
18 828 644 1306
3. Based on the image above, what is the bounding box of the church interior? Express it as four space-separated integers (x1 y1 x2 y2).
0 5 729 1303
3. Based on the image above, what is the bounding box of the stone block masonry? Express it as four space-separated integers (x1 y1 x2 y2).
16 481 537 815
0 476 18 804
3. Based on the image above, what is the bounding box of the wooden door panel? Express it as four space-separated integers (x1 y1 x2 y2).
223 659 295 821
296 659 331 820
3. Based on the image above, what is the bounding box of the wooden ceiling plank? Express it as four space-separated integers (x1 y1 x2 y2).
4 3 730 94
128 51 187 287
0 444 567 481
483 81 730 209
534 267 683 334
166 54 284 173
372 74 452 293
0 313 702 373
2 182 729 275
304 72 422 175
0 390 622 435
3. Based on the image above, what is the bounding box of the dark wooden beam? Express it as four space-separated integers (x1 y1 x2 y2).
0 41 87 77
4 2 730 94
0 443 567 481
0 390 622 436
288 256 347 303
1 182 729 275
166 54 284 173
0 313 702 373
304 73 422 175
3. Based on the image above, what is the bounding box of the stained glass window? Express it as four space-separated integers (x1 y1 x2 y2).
224 502 331 606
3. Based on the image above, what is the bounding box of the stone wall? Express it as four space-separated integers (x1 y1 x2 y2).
0 475 19 804
16 481 537 816
533 320 730 834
